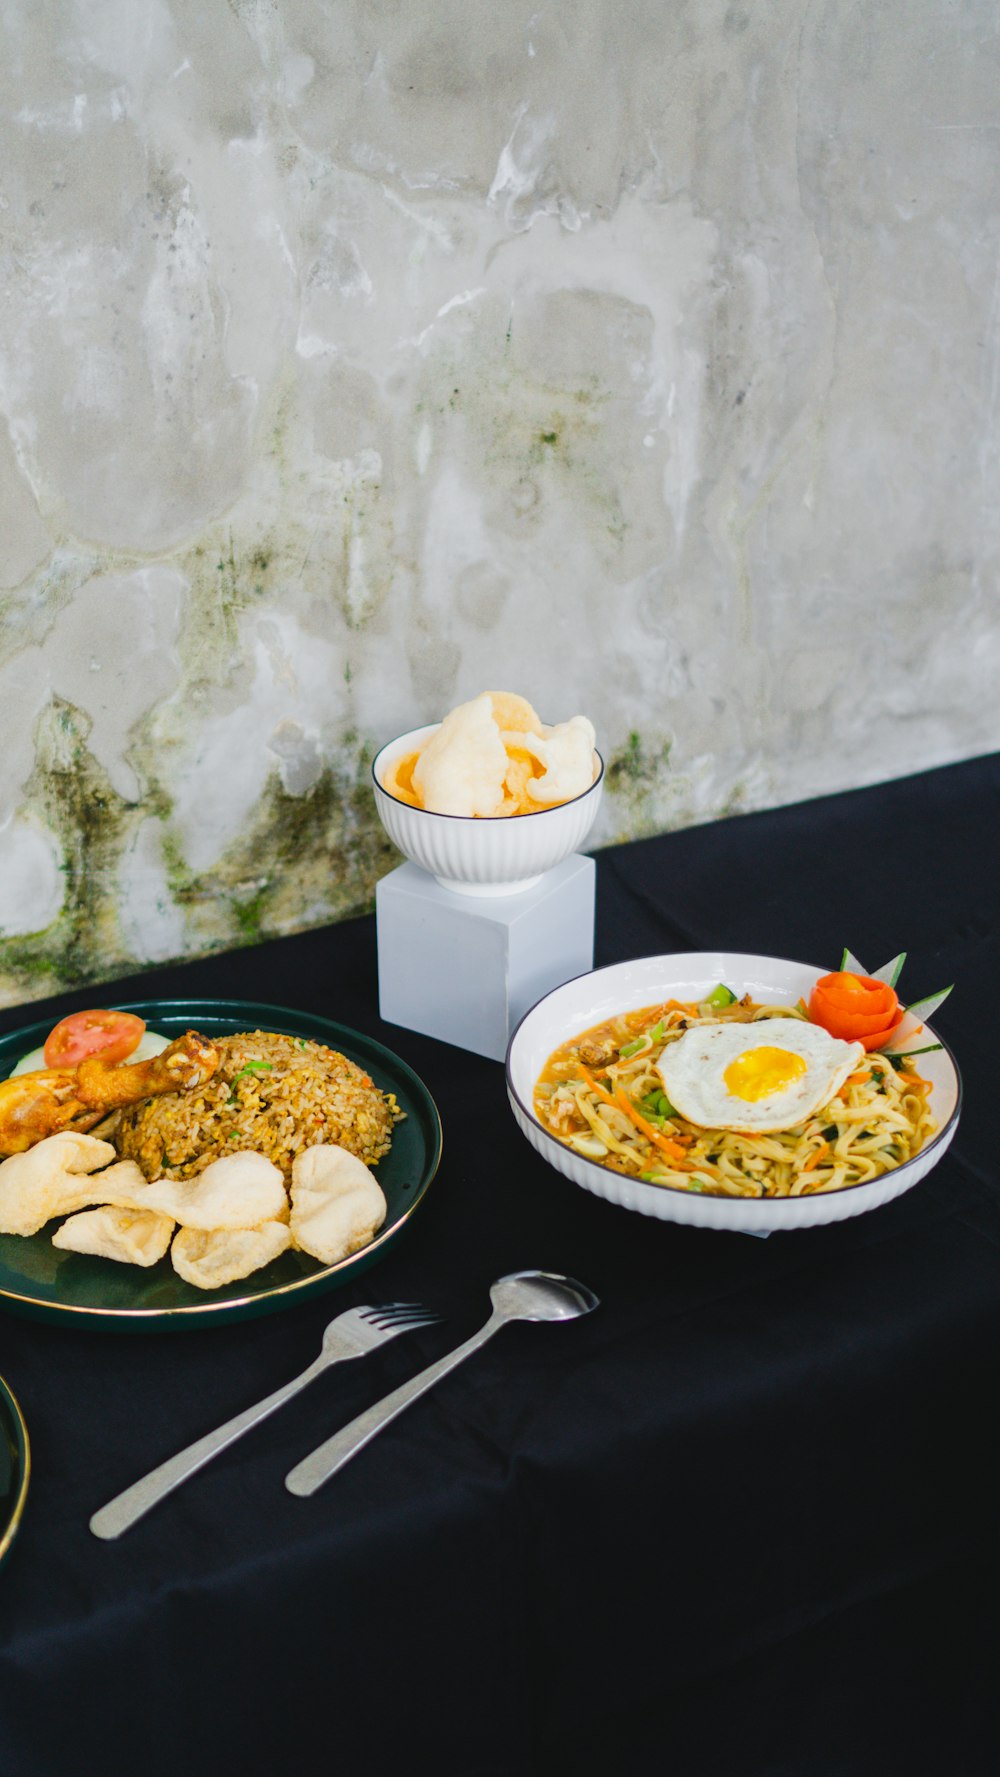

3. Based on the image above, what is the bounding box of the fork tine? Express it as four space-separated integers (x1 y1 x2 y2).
375 1315 442 1334
359 1303 434 1326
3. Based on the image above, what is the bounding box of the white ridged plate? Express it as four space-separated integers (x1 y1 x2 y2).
505 953 961 1232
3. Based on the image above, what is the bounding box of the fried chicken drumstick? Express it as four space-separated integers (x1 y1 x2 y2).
0 1032 219 1157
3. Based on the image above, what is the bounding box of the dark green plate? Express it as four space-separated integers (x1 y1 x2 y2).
1 1373 29 1569
0 1000 442 1332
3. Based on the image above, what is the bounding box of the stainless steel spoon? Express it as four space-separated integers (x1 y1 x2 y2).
285 1269 599 1496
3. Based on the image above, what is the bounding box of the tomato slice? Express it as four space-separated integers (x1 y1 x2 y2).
43 1010 146 1070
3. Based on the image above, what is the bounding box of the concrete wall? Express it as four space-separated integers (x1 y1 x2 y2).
1 0 997 1005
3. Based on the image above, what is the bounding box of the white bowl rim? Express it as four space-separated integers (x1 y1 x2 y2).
504 950 963 1209
372 724 606 822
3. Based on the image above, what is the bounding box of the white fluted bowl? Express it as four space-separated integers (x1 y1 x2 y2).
372 723 604 896
506 952 961 1232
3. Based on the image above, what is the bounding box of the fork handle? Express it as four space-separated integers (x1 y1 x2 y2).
286 1315 502 1495
90 1352 330 1539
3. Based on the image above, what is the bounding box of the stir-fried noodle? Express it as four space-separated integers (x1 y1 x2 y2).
533 996 935 1199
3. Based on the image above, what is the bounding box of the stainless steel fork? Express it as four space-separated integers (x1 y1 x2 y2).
89 1302 440 1540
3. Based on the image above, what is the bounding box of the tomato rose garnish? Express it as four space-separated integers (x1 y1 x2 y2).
43 1010 146 1070
808 972 904 1052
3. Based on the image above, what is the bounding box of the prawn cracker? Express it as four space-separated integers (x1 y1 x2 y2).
0 1132 118 1236
384 751 422 808
53 1206 175 1267
489 691 541 734
289 1144 386 1265
171 1221 291 1289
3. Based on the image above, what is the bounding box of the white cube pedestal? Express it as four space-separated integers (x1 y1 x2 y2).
376 854 595 1061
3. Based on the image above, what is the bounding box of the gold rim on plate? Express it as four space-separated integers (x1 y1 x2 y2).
0 1374 30 1568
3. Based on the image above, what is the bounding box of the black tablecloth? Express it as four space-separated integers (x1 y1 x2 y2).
1 755 998 1777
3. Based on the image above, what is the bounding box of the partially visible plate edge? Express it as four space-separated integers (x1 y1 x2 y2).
0 1375 30 1567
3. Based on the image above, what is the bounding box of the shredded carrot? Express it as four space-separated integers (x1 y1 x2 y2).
577 1064 620 1111
846 1069 871 1085
896 1071 925 1090
803 1140 830 1172
577 1065 719 1175
642 1000 697 1021
613 1086 689 1162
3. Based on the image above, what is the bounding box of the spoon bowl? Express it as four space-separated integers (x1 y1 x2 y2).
488 1270 600 1323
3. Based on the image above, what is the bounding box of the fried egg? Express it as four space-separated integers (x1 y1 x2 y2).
656 1018 865 1133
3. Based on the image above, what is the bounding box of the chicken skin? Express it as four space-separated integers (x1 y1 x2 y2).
0 1032 219 1157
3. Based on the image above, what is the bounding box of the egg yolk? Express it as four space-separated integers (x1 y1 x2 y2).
723 1046 808 1102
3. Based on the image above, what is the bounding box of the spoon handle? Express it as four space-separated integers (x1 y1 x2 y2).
286 1315 501 1495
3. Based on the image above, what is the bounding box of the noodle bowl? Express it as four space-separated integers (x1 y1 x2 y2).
533 997 935 1200
506 953 961 1233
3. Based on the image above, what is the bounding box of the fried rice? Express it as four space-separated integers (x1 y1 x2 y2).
114 1031 403 1183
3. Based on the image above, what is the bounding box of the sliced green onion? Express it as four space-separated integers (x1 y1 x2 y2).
619 1036 647 1059
234 1060 275 1078
647 1020 666 1044
706 983 737 1008
639 1089 678 1121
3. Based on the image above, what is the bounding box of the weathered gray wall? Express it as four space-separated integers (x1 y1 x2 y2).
1 0 997 1005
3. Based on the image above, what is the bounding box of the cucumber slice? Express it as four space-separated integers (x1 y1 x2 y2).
9 1029 170 1078
904 985 953 1023
871 951 907 988
840 948 868 976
